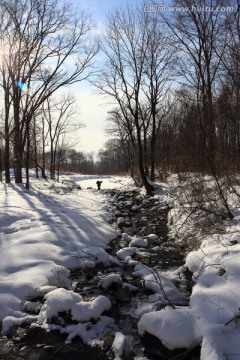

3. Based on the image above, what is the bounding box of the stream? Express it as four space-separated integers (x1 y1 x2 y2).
0 188 196 360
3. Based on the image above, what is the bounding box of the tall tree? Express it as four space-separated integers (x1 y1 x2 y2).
42 93 83 180
162 0 228 168
141 14 173 181
0 0 98 186
106 107 137 179
220 1 240 169
96 6 172 193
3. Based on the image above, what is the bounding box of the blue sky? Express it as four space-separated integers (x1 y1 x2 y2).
71 0 144 155
78 0 143 19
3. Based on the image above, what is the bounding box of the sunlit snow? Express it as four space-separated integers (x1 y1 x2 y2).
1 172 240 359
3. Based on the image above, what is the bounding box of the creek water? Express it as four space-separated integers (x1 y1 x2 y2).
68 189 189 359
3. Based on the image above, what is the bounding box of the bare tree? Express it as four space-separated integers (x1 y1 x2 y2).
221 0 240 88
96 6 172 193
97 7 155 193
0 0 98 186
141 14 174 181
219 1 240 169
106 107 137 180
0 24 12 184
96 138 128 175
160 0 234 218
161 0 229 166
42 93 84 180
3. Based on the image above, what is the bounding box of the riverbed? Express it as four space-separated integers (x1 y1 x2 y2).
0 188 196 360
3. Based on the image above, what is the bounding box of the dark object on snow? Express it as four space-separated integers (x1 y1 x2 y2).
96 181 102 190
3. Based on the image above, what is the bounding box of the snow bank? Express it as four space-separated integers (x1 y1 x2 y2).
133 264 188 305
112 332 131 358
138 231 240 357
138 307 201 350
40 288 111 323
2 314 39 334
40 288 82 320
0 176 118 323
116 247 136 261
129 237 148 248
147 233 159 241
61 315 116 345
100 273 122 289
122 233 132 242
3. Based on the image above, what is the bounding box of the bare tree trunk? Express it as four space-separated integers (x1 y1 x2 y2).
0 146 2 182
3 69 11 183
150 109 156 181
25 120 30 190
4 134 11 184
42 115 47 178
50 143 55 180
33 118 39 179
136 118 154 194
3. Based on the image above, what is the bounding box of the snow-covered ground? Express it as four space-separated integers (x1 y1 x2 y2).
138 173 240 359
0 173 132 337
1 171 240 359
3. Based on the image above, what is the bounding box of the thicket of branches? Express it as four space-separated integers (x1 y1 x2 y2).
96 0 240 196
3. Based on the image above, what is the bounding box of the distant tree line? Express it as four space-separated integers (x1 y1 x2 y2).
45 139 129 176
